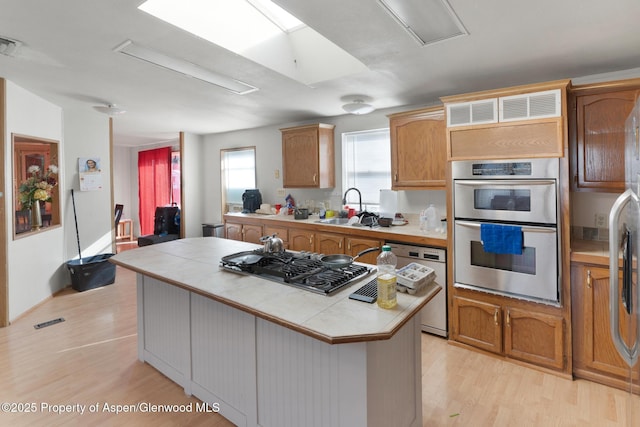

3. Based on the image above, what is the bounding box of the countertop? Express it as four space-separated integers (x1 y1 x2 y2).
571 239 620 266
224 212 448 248
110 237 441 344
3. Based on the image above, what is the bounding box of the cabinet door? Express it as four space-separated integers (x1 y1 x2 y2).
316 232 344 255
390 109 446 189
288 228 315 252
504 307 564 370
452 296 502 354
242 224 263 244
346 237 382 265
225 222 243 241
282 128 319 187
264 225 289 248
583 266 639 378
575 90 638 192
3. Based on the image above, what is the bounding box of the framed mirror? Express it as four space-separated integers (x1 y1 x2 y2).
12 134 60 237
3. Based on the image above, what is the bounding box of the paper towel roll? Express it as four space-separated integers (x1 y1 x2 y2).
379 190 397 218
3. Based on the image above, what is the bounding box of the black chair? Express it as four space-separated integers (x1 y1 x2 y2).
137 206 181 246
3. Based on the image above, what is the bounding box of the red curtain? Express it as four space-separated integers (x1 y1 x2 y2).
138 147 171 235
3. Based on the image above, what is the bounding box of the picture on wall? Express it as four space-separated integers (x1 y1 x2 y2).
79 157 103 191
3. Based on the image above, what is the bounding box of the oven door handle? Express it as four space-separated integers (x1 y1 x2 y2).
454 220 556 233
454 179 556 187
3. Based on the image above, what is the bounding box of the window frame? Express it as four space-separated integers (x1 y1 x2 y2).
341 128 391 212
220 146 257 217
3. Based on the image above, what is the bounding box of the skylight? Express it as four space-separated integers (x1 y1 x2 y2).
138 0 368 86
139 0 301 54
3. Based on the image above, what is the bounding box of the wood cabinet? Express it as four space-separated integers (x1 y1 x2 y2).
264 225 289 248
345 236 382 265
452 294 565 371
571 262 639 390
388 107 446 190
291 231 382 263
224 222 263 244
288 228 315 252
224 216 387 265
316 232 344 255
441 80 570 160
570 84 640 192
281 124 335 188
452 296 502 354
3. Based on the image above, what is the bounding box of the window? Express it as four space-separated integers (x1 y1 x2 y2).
342 129 391 212
221 147 256 213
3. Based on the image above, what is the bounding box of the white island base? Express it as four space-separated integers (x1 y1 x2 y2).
138 274 423 427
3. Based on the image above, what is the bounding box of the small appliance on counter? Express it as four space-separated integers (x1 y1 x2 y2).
294 208 309 219
242 189 262 213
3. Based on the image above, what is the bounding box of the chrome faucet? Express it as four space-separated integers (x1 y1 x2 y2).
342 187 362 213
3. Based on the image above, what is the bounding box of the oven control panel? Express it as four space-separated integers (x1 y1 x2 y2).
472 161 532 176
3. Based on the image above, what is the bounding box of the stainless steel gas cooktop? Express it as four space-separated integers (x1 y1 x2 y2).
220 250 373 295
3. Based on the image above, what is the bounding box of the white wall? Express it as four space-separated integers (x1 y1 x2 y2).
201 104 447 224
113 144 134 229
182 132 205 237
5 81 65 321
62 107 112 261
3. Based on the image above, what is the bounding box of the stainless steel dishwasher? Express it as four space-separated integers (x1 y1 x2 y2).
386 242 447 337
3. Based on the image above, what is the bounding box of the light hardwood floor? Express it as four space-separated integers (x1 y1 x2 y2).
0 264 637 426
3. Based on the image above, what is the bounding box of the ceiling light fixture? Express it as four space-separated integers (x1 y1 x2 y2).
93 104 127 116
342 100 375 115
113 40 258 95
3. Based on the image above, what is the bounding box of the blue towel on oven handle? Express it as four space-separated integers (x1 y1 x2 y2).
480 223 523 255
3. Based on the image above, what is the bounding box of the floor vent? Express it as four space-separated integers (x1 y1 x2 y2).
34 317 65 329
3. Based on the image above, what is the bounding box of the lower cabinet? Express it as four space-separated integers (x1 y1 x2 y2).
225 222 263 244
224 217 382 264
571 262 639 390
316 232 344 255
264 225 289 249
452 295 565 370
345 236 382 265
288 228 315 252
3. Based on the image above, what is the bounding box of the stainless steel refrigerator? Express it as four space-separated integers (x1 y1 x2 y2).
609 96 640 424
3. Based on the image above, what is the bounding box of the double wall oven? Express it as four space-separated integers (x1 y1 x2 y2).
453 158 561 304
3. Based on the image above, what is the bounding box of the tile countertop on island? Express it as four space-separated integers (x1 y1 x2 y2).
110 237 442 344
224 212 448 248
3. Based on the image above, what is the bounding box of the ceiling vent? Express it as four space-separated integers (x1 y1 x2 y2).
0 36 22 57
377 0 468 46
499 89 561 122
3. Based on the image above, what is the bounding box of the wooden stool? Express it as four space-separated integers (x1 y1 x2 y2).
116 218 133 241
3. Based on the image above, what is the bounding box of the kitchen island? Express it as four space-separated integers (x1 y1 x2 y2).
110 237 440 427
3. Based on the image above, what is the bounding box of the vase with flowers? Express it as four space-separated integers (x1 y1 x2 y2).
19 164 58 231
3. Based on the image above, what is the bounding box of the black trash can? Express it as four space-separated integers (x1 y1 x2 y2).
66 254 116 292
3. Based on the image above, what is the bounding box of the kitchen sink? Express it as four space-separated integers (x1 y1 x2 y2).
315 217 351 225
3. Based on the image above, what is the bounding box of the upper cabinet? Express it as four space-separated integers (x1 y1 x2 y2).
281 123 335 188
569 79 640 192
441 80 570 160
388 106 446 190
